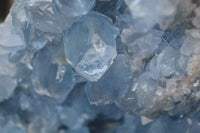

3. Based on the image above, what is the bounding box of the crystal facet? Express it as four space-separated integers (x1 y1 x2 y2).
64 12 117 81
1 0 200 132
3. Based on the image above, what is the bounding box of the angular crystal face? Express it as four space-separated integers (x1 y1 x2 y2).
85 54 132 104
25 0 95 33
31 45 76 102
0 22 25 55
0 54 17 102
26 0 65 33
124 0 180 31
55 0 96 17
126 30 163 72
64 12 117 81
0 76 17 102
148 46 188 78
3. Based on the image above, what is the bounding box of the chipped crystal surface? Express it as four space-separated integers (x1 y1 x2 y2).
1 0 200 132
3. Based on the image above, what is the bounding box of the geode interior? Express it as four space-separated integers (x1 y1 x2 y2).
0 0 200 133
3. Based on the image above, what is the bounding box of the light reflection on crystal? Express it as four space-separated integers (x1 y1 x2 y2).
0 0 200 132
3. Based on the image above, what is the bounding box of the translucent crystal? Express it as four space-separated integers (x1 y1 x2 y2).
26 0 66 33
11 0 28 28
55 0 96 17
56 106 85 129
85 54 132 104
155 46 188 77
193 7 200 29
132 72 159 108
0 55 17 103
0 22 25 55
25 0 95 33
127 30 163 72
1 124 25 133
66 127 90 133
124 0 180 31
19 89 59 133
64 12 117 81
115 114 140 133
0 76 17 103
31 45 76 102
1 0 200 132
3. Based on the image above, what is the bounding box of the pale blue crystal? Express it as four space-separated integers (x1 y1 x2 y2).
133 72 159 108
19 89 59 133
0 76 17 103
1 124 26 133
56 106 85 129
115 114 140 133
85 54 132 104
0 54 17 103
127 30 163 73
0 22 25 55
65 127 90 133
64 12 117 81
0 0 199 132
26 0 65 33
124 0 180 31
31 45 76 102
11 0 28 28
55 0 96 17
156 46 186 77
26 0 95 33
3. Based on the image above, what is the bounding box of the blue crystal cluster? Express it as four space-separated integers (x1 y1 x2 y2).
0 0 200 132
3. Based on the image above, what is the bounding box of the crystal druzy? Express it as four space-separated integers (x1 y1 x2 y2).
0 0 200 132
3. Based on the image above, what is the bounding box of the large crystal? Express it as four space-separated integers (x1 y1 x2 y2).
64 12 117 81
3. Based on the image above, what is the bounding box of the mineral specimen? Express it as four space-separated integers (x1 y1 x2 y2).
0 0 200 132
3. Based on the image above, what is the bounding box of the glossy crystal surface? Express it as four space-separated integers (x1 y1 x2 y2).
0 0 200 132
64 12 117 81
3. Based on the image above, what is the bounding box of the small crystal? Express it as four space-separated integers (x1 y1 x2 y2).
1 124 25 133
85 54 132 104
55 0 95 17
124 0 181 31
26 0 65 33
156 46 187 77
65 127 90 133
0 54 17 103
31 45 76 102
0 22 25 55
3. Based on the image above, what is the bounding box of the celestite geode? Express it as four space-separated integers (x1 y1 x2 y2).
0 0 200 133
